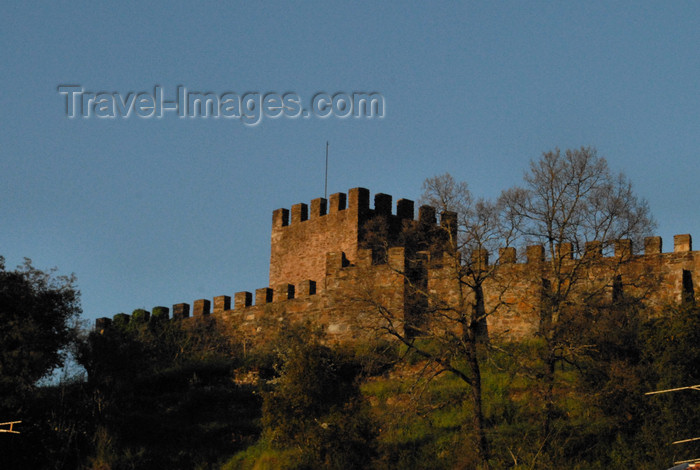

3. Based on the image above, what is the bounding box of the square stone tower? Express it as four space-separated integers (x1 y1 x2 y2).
269 188 417 288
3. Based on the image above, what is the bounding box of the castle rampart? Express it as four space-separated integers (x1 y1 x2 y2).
269 188 425 289
96 189 700 347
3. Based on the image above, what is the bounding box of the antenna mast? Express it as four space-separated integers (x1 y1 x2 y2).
324 141 329 199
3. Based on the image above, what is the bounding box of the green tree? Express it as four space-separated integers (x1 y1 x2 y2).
0 256 81 413
0 256 82 468
636 304 700 467
77 313 254 469
260 325 377 469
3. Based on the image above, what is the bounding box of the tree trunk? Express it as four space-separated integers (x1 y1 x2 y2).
541 347 556 454
467 338 490 469
539 280 556 454
465 284 490 469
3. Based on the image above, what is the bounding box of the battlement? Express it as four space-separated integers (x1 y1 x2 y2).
425 234 694 267
95 187 700 346
269 188 456 289
96 278 322 327
96 246 411 343
271 188 423 229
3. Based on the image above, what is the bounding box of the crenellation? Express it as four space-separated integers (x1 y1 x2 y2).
234 291 252 310
615 239 633 258
193 299 210 316
357 248 373 267
499 247 517 263
310 198 327 218
396 199 414 219
419 205 436 225
557 243 573 260
255 288 273 306
584 241 602 259
645 236 662 254
272 208 289 228
674 234 692 252
270 188 369 288
328 192 346 213
526 245 544 264
291 203 308 224
269 189 466 231
172 303 190 319
297 280 316 296
270 189 458 289
96 187 700 349
440 211 458 239
472 248 489 267
274 283 295 301
213 295 231 313
374 193 392 216
348 187 370 213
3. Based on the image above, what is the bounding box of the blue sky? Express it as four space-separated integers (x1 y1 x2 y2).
2 2 699 324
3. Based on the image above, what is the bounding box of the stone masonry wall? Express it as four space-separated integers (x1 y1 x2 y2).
269 187 422 289
96 189 700 348
150 249 409 346
425 234 700 340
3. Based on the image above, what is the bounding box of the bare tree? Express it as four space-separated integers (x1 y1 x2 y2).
500 147 656 451
356 174 519 469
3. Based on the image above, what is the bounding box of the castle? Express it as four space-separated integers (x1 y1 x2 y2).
96 187 700 343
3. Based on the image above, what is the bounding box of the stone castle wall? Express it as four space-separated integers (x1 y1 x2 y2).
269 187 419 288
96 188 700 345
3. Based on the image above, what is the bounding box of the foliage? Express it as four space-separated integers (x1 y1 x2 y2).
1 155 694 469
0 256 83 467
2 284 698 469
0 257 81 408
40 298 696 470
75 316 259 469
633 304 700 467
151 305 169 321
253 325 378 469
355 304 700 470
